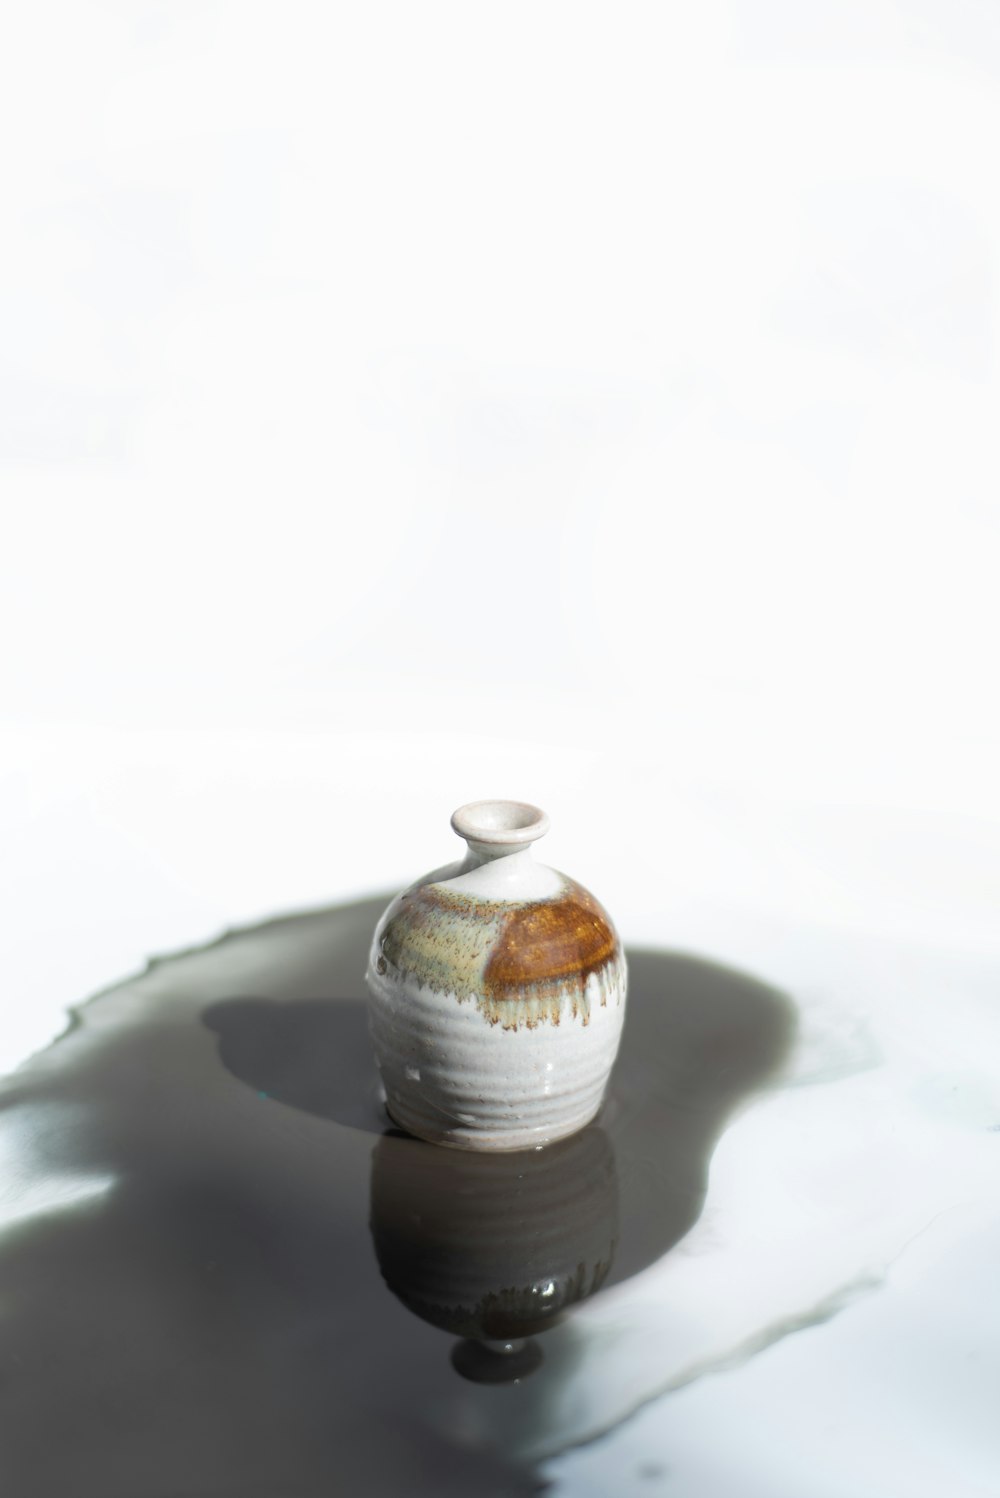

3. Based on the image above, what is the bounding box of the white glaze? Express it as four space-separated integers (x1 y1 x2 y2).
364 800 627 1151
367 959 626 1150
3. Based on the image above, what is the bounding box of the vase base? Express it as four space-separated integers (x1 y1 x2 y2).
383 1097 604 1153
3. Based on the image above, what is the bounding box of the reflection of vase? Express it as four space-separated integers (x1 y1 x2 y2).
365 800 627 1151
370 1124 619 1341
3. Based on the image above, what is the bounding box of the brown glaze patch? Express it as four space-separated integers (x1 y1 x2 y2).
376 876 624 1031
484 881 618 999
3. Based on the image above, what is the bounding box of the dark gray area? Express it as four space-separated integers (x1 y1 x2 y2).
0 896 794 1497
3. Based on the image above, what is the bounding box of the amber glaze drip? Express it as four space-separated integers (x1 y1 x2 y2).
377 877 622 1029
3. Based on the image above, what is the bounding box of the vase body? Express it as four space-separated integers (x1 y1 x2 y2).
364 800 627 1151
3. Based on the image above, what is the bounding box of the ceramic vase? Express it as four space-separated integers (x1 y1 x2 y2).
364 799 627 1151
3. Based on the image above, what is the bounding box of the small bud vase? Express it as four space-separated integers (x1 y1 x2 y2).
364 800 627 1151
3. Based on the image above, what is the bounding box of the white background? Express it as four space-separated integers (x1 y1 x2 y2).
2 1 998 1054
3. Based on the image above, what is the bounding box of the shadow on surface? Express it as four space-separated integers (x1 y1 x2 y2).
0 895 794 1498
204 995 383 1132
205 936 796 1294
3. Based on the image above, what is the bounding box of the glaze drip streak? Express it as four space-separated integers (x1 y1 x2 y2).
377 877 623 1030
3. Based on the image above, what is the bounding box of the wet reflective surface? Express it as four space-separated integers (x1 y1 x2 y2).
0 896 794 1496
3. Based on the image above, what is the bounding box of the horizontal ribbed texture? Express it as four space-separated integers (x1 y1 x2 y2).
366 957 626 1150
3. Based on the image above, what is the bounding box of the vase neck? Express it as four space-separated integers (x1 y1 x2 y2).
449 799 551 880
460 840 536 869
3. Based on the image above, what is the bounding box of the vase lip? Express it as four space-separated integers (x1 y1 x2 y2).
450 799 550 848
